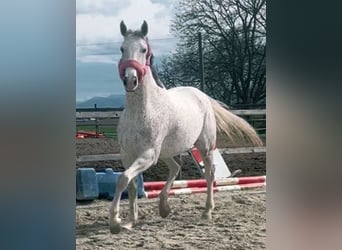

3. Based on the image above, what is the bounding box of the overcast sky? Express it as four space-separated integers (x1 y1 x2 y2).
76 0 178 101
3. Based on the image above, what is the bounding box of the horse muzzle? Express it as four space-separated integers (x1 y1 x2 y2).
123 74 139 92
118 59 149 92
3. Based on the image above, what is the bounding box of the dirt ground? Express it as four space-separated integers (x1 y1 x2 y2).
77 190 266 250
76 136 266 181
76 136 266 249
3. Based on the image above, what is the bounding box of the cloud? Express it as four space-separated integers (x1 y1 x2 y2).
76 37 178 65
77 0 173 44
76 0 127 15
76 0 176 63
76 41 121 64
77 55 117 64
76 0 180 100
148 38 179 56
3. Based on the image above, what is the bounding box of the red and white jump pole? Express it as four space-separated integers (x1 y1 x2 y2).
144 175 266 191
144 181 266 199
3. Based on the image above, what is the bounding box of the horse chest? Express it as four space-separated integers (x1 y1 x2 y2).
118 112 164 153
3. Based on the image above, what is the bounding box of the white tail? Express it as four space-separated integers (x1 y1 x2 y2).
210 99 263 146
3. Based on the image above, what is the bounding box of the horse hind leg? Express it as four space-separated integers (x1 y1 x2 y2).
158 157 181 218
198 148 215 220
195 109 216 220
125 177 138 227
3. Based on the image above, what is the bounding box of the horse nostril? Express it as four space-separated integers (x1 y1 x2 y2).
133 76 138 85
123 77 128 86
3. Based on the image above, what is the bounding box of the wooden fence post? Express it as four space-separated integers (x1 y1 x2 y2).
94 104 99 137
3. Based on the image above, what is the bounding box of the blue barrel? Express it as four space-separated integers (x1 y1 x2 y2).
96 169 120 199
96 169 145 199
136 173 145 198
76 168 99 201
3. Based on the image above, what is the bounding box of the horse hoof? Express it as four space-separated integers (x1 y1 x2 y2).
159 203 171 218
109 216 122 234
160 209 170 218
201 212 212 220
109 224 121 234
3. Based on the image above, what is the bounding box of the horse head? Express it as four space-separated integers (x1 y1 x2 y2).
118 20 152 92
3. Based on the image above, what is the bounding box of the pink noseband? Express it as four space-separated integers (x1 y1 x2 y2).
118 42 151 82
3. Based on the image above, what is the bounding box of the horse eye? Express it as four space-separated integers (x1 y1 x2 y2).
120 47 124 53
141 48 147 53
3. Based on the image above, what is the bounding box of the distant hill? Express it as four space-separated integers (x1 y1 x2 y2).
76 94 125 108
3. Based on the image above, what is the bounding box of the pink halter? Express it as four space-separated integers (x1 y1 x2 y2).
118 42 151 82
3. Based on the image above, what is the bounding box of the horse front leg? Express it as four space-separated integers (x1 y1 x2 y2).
109 149 156 234
159 158 181 218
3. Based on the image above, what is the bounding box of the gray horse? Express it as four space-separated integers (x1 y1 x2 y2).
109 20 262 233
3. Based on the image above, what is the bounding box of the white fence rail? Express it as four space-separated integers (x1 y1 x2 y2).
76 146 266 162
76 108 266 137
76 109 265 119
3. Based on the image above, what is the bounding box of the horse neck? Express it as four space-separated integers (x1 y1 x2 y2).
125 69 162 113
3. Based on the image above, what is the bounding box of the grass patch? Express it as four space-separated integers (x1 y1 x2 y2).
76 122 265 140
76 125 117 138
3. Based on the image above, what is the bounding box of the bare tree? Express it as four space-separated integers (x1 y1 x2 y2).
159 0 266 106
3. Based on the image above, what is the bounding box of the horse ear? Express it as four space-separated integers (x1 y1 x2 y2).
120 20 127 36
141 20 148 36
